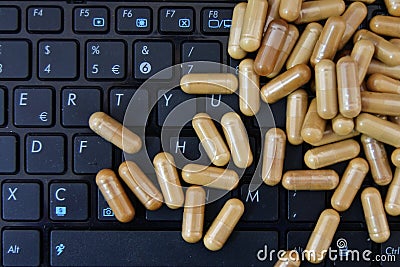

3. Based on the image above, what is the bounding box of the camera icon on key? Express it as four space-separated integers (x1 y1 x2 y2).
136 18 148 28
103 207 115 217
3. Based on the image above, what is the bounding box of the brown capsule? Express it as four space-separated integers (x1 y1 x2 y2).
282 170 339 190
304 139 360 169
360 81 368 92
391 38 400 47
262 128 286 186
118 161 163 211
265 0 281 28
361 91 400 116
331 158 369 212
203 198 244 251
180 73 238 94
273 251 301 267
228 3 247 59
385 167 400 216
385 0 400 17
370 15 400 39
286 89 308 145
305 209 340 264
361 187 390 243
338 2 368 50
309 126 359 147
332 114 354 136
254 19 288 76
295 0 345 24
89 112 142 154
367 59 400 80
153 152 184 209
367 73 400 94
261 64 311 104
361 135 393 186
301 99 327 144
181 164 239 191
279 0 302 22
239 59 260 116
392 148 400 167
351 40 375 85
390 116 400 125
315 59 338 119
96 169 135 223
349 0 375 3
182 186 206 243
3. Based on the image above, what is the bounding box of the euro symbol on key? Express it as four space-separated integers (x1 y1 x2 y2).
39 112 48 122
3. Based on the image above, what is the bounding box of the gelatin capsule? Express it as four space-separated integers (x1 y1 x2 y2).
349 0 375 3
192 113 230 166
239 59 260 116
301 99 327 144
390 116 400 125
315 59 338 119
240 0 269 52
367 73 400 94
286 89 308 145
261 64 311 104
221 112 253 168
295 0 345 24
228 3 247 60
118 161 163 211
279 0 301 22
304 139 360 169
309 126 359 147
262 128 286 186
305 209 340 264
391 38 400 47
336 56 361 118
361 187 390 243
180 73 238 94
282 170 339 191
331 158 369 212
181 164 239 191
265 0 281 28
351 40 375 85
370 15 400 38
182 186 206 243
273 251 301 267
153 152 184 209
332 114 354 136
367 59 400 80
361 135 393 186
96 169 135 223
89 112 142 154
338 2 368 50
361 91 400 116
385 167 400 216
203 198 244 251
392 148 400 167
385 0 400 17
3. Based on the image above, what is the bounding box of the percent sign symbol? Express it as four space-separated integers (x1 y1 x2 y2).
91 45 100 55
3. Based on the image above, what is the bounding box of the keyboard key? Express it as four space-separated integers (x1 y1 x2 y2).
169 136 209 168
14 88 53 127
240 184 278 221
27 7 62 33
116 7 152 34
49 183 88 221
332 231 372 267
0 88 5 126
340 192 365 222
287 231 326 267
2 230 40 267
50 230 278 266
181 42 221 74
61 88 101 126
255 100 286 129
86 41 125 79
38 41 78 79
204 189 231 221
26 135 65 174
0 7 20 33
284 143 304 170
288 191 326 222
124 137 160 174
0 40 30 79
381 231 400 266
74 7 109 33
205 94 239 119
2 183 40 221
73 135 112 174
97 189 117 221
146 205 182 221
133 41 173 79
201 8 233 34
0 136 17 174
159 8 194 33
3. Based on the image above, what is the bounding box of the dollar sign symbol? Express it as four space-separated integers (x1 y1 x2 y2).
44 45 51 55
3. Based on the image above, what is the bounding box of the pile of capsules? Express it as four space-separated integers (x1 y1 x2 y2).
89 0 400 265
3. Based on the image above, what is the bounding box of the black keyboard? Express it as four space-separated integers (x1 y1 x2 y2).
0 1 399 267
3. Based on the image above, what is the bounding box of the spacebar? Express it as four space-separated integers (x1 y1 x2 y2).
50 230 278 266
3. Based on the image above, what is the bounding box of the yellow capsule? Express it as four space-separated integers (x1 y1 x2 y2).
286 89 308 145
361 187 390 243
265 0 281 29
310 16 346 67
361 135 393 186
390 116 400 125
315 59 338 120
304 139 360 169
301 99 327 144
180 73 238 94
262 128 286 186
261 64 311 104
254 19 288 76
279 0 301 22
331 158 369 212
282 170 339 190
361 91 400 116
221 112 253 168
354 29 400 67
118 161 163 211
240 0 269 52
349 0 375 3
89 112 142 154
351 40 375 85
337 56 361 118
96 169 135 223
153 152 184 209
192 113 230 166
305 209 340 264
332 114 354 136
391 38 400 47
286 22 323 69
309 126 359 147
367 59 400 80
392 148 400 167
181 164 239 191
228 3 247 60
338 2 368 50
385 0 400 17
273 251 301 267
239 59 260 116
370 15 400 39
385 167 400 216
204 198 244 251
367 73 400 94
182 186 206 243
295 0 345 24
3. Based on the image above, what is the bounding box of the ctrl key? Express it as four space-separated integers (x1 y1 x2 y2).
2 230 40 266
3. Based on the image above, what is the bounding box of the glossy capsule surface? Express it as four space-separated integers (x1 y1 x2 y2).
338 2 368 50
180 73 238 94
239 59 260 116
385 167 400 216
96 169 135 223
385 0 400 16
118 161 163 211
203 198 244 251
282 170 339 190
286 89 308 145
192 113 230 166
262 128 286 186
392 148 400 167
228 3 247 59
273 251 301 267
361 91 400 116
301 99 327 144
367 59 400 80
370 15 400 38
265 0 281 28
332 114 354 136
279 0 301 22
182 186 206 243
295 0 345 24
89 112 142 154
331 158 369 212
391 38 400 46
361 187 390 243
309 127 359 147
367 73 400 94
240 0 268 52
315 59 338 119
351 40 375 85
